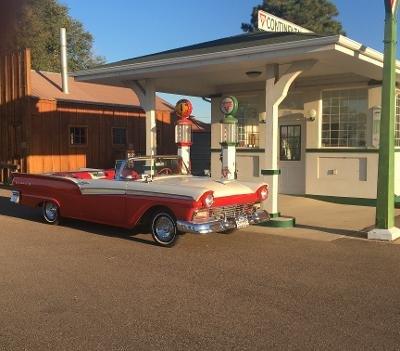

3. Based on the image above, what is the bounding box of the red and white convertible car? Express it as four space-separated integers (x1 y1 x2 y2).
11 155 269 246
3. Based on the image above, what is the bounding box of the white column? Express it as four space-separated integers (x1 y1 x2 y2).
264 102 279 214
126 79 157 156
263 61 316 215
143 80 157 156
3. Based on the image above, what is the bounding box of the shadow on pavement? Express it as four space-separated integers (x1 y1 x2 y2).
0 194 161 247
295 224 368 239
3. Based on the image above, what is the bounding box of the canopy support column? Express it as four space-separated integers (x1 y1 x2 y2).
261 61 315 226
127 80 157 156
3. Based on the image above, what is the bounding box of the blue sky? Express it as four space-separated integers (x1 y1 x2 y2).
62 0 394 121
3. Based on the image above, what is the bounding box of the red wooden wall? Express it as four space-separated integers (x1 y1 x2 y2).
0 49 177 179
28 99 176 174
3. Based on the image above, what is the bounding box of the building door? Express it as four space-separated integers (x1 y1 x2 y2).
278 116 306 194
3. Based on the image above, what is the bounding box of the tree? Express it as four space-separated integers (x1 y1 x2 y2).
1 0 105 72
241 0 345 35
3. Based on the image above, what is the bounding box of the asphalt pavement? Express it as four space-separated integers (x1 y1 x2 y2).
1 189 400 350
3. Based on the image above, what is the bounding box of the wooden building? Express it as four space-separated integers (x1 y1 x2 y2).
189 117 211 176
0 49 177 182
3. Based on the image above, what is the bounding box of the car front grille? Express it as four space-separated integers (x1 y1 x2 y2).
211 203 255 219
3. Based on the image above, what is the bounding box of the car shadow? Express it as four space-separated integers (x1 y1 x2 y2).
0 194 161 247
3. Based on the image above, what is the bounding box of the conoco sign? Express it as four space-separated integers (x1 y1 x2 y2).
220 96 238 116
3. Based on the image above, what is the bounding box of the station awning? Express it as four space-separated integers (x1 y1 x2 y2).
74 31 400 96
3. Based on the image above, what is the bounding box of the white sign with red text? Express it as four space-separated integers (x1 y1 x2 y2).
257 10 313 33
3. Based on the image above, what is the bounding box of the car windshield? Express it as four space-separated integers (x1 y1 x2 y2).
118 156 189 180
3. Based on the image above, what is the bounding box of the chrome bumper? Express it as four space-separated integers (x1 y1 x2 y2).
176 210 269 235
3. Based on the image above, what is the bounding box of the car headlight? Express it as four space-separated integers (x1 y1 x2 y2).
203 194 214 208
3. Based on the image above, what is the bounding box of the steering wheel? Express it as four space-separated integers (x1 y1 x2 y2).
157 167 173 175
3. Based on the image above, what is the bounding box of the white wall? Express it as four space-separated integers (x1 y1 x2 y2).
305 152 378 199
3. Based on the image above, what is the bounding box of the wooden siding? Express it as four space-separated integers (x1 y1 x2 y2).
27 99 176 174
0 49 31 182
0 49 177 178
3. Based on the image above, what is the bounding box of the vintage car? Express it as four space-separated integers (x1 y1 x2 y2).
10 155 269 247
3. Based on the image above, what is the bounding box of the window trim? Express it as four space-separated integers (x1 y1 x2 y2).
395 93 400 147
69 125 88 147
112 127 128 146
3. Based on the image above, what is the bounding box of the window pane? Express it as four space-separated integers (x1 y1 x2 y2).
236 98 259 148
280 125 301 161
396 95 400 147
322 89 367 147
113 128 127 145
70 127 87 145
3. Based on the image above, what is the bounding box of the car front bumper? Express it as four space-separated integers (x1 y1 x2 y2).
176 210 269 234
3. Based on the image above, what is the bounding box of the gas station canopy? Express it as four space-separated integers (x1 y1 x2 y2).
74 31 400 96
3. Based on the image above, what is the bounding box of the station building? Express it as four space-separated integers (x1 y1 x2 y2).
74 30 400 218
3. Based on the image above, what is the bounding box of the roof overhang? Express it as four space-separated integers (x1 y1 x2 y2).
74 35 400 97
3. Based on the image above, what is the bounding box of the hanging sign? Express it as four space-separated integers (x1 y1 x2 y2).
257 10 313 33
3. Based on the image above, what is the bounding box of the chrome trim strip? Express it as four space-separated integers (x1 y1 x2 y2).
177 210 269 234
79 187 194 200
80 188 126 195
126 189 193 201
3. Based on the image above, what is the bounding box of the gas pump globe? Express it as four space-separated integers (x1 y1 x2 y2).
219 96 238 180
175 99 193 173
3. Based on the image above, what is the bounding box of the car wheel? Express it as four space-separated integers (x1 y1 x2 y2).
42 201 60 225
151 212 178 247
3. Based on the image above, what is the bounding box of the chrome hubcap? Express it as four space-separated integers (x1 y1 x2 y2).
154 216 175 242
44 203 58 221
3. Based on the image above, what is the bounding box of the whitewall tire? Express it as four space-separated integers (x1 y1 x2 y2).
151 212 178 247
42 201 60 225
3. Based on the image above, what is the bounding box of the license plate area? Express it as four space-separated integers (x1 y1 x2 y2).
235 216 249 229
10 191 20 204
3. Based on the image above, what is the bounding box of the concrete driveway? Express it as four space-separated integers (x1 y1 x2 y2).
1 188 400 350
259 194 400 241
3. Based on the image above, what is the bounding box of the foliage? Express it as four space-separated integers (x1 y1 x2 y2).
241 0 345 35
5 0 105 71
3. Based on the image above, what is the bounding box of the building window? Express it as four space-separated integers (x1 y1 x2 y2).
280 125 301 161
70 126 87 145
321 89 368 147
396 94 400 147
112 127 127 145
236 98 259 148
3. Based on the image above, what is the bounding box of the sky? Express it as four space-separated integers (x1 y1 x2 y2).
62 0 394 122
